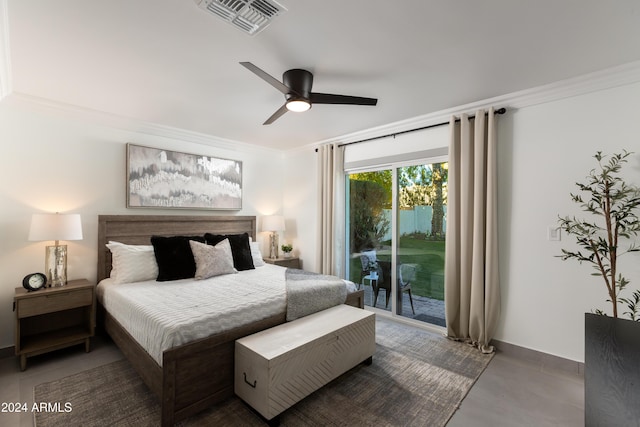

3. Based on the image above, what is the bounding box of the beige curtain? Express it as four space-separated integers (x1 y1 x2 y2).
316 143 345 276
444 107 500 353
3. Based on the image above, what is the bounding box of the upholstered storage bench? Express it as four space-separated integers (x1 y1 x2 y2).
234 305 375 423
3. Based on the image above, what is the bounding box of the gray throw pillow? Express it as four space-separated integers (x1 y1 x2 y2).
189 239 237 280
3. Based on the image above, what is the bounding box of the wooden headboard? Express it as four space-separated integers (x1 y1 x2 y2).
97 215 256 282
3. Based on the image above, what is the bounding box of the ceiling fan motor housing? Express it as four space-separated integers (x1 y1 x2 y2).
283 69 313 102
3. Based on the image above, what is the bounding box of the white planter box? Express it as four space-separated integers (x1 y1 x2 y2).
235 305 375 421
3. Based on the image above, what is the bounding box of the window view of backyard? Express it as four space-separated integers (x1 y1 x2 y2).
346 161 447 327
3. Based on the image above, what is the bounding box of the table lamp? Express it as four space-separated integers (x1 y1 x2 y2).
261 215 285 259
28 213 83 286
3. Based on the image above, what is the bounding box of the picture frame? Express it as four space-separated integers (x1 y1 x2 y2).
126 143 242 210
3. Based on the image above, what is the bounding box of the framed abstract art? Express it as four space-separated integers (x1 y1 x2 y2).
126 143 242 210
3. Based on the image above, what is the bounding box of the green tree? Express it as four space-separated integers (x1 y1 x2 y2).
399 165 428 207
430 163 447 237
397 163 448 236
349 177 390 252
351 171 392 208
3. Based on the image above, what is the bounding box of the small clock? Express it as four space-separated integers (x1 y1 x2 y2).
23 273 47 291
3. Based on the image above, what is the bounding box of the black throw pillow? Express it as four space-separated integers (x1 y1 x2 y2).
204 232 255 271
151 235 206 281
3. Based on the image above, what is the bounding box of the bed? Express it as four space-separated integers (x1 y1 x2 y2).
96 215 364 426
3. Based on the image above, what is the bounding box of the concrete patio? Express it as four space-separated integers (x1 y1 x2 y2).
360 283 446 327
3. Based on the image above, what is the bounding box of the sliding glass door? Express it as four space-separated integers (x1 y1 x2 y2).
395 162 447 325
346 160 447 327
346 169 392 312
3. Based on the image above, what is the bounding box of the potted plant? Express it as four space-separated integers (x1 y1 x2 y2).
558 150 640 426
281 244 293 258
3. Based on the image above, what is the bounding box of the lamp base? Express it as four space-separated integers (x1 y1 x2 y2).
45 244 68 287
269 232 279 259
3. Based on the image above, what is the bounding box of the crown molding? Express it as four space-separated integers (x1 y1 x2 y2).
5 92 281 155
498 60 640 110
0 0 11 100
313 60 640 149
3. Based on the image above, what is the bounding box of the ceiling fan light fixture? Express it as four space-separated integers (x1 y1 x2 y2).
286 99 311 112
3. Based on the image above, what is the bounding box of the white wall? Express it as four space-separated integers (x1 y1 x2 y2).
283 148 318 272
0 101 285 349
495 81 640 362
285 81 640 363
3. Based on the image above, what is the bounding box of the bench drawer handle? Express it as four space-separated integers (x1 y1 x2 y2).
243 372 256 388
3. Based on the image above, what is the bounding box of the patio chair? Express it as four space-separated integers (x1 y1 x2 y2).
398 263 416 315
375 261 415 314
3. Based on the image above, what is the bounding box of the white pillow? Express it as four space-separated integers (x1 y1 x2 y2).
189 239 237 280
106 241 159 284
250 241 266 267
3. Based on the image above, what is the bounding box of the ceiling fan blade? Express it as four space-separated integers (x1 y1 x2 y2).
310 92 378 106
263 103 289 125
240 62 294 96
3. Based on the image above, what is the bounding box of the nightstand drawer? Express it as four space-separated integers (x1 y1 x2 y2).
18 288 93 318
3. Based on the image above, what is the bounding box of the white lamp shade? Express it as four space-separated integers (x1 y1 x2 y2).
29 213 83 242
261 215 285 232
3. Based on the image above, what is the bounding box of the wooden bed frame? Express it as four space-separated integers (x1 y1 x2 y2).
96 215 364 426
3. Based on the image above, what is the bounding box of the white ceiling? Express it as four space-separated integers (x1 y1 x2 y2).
5 0 640 150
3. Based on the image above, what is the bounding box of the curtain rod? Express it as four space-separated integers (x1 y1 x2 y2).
328 107 506 150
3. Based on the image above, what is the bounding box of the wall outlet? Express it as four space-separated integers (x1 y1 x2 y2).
547 226 561 241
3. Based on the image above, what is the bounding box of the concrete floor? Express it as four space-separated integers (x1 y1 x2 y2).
448 348 584 426
0 318 583 427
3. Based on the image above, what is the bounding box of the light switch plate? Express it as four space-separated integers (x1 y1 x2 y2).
547 226 561 241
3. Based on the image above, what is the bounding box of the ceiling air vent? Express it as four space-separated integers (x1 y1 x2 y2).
194 0 287 36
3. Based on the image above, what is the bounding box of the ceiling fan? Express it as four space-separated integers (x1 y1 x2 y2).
240 62 378 125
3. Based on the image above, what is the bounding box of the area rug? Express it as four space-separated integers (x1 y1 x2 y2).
34 318 493 427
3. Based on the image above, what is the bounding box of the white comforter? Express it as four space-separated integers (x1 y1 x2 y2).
97 264 288 365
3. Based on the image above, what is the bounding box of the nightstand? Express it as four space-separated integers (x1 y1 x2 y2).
14 278 96 371
264 257 301 269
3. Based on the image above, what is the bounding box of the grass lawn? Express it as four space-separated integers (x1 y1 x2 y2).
349 235 446 300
